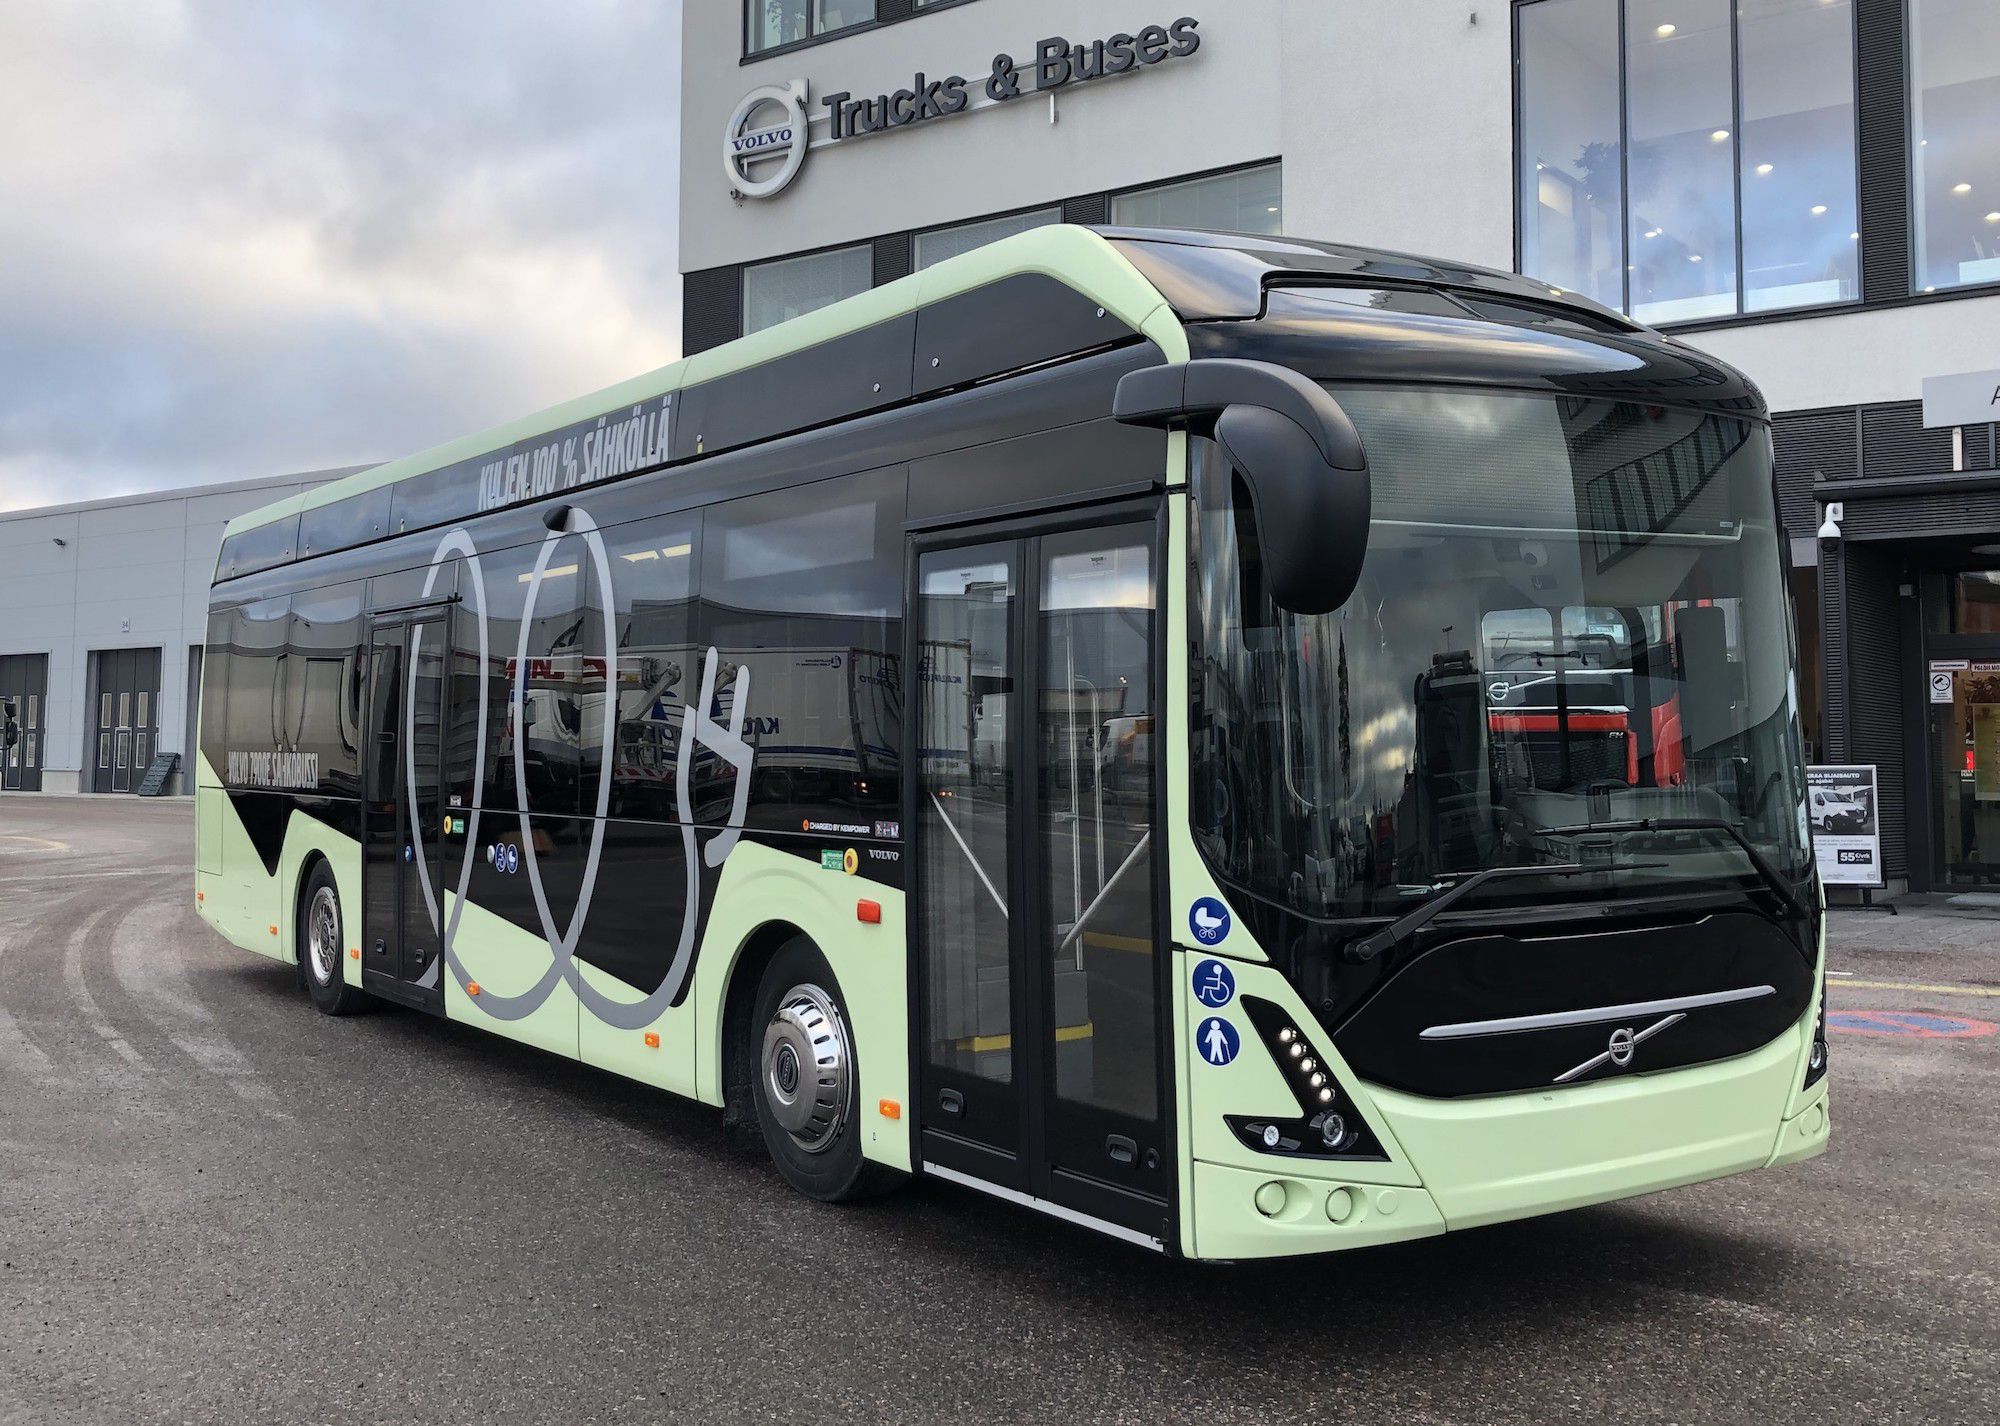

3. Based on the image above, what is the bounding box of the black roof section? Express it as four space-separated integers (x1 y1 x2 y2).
1093 226 1645 331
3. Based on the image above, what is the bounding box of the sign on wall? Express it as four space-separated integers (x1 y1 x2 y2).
724 17 1203 200
1921 368 2000 428
1807 764 1883 887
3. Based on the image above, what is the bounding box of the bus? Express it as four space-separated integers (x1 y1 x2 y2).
193 225 1830 1258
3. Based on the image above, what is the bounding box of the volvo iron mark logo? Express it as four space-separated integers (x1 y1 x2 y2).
1554 1012 1688 1084
725 80 810 199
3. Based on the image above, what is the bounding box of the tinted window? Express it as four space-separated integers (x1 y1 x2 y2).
222 596 290 781
199 606 234 777
475 536 589 817
299 487 393 557
288 581 366 797
591 514 701 823
698 467 907 827
218 516 299 581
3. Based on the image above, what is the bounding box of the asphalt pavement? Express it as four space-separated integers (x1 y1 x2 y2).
1 795 1995 1425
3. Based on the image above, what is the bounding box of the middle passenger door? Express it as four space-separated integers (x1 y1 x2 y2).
911 506 1171 1245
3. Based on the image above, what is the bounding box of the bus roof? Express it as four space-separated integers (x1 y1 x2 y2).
216 224 1675 570
220 224 1186 544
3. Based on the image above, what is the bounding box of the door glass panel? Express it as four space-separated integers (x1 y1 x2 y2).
403 621 447 977
98 732 111 769
1934 665 2000 885
119 692 131 729
917 545 1017 1085
101 692 112 727
115 730 131 770
1037 526 1158 1124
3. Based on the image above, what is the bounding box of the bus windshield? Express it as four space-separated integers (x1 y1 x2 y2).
1191 385 1812 923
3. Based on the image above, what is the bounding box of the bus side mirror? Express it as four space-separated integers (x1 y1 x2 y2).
1115 359 1371 615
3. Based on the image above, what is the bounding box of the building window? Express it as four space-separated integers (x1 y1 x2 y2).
741 245 872 335
747 0 871 56
913 208 1062 270
1110 164 1282 235
1517 0 1624 310
1911 0 2000 294
1517 0 1857 322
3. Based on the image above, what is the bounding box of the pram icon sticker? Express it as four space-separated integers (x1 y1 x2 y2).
1189 897 1231 946
1196 1016 1240 1066
1192 958 1235 1008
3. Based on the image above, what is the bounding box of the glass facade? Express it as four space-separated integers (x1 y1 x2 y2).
914 208 1061 270
741 244 871 335
1517 0 1858 320
1110 164 1282 234
747 0 872 55
1911 0 2000 293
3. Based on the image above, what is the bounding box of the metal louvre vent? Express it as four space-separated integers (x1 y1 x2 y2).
1773 409 1860 529
1854 0 1910 304
682 265 744 356
1861 402 1954 480
1840 545 1906 878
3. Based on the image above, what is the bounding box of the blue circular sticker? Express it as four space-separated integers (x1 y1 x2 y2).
1189 896 1231 946
1192 958 1236 1009
505 844 520 875
403 844 414 863
1196 1016 1240 1067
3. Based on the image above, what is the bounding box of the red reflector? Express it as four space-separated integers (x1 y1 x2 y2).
856 899 882 924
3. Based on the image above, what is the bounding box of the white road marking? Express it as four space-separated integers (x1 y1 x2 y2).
108 903 292 1121
61 906 145 1070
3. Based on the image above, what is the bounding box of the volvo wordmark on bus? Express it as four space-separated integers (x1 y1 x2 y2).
194 225 1828 1259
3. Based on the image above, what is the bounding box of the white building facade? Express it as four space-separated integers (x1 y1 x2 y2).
0 472 356 795
680 0 1999 893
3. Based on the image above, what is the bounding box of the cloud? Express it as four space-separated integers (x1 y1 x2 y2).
0 0 682 511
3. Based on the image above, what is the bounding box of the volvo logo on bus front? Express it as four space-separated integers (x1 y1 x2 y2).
1553 1011 1687 1084
725 80 810 199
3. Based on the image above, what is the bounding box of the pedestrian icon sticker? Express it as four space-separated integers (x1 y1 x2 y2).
1189 897 1231 946
1192 958 1235 1009
1196 1016 1240 1067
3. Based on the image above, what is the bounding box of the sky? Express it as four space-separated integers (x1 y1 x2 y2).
0 0 683 513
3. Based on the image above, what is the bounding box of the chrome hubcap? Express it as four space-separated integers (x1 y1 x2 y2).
307 885 340 986
761 983 851 1154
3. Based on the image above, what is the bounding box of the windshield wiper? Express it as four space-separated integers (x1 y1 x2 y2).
1345 862 1588 964
1534 818 1812 925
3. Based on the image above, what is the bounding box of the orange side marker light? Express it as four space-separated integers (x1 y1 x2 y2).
857 899 882 924
348 947 360 961
467 981 481 997
195 891 204 903
878 1098 901 1121
643 1031 661 1049
268 925 279 936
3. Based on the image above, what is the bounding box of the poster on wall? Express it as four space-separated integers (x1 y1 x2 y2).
1807 764 1883 887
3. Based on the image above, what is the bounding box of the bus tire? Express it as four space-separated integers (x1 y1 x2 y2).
299 860 367 1017
750 936 898 1203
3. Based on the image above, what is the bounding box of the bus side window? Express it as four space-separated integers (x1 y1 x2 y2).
697 466 908 828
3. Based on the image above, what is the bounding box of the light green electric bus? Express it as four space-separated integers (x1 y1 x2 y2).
194 225 1829 1257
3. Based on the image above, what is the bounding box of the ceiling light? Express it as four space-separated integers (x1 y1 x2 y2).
1986 212 2000 224
1954 182 1973 194
1644 228 1661 238
1756 163 1774 175
1811 204 1828 215
1688 254 1704 263
1849 231 1860 240
1656 22 1677 36
1711 129 1730 143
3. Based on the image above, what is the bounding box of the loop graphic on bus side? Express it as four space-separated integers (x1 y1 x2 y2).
409 521 758 1028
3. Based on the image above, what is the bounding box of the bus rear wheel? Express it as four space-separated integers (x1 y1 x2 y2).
749 937 898 1202
300 862 367 1017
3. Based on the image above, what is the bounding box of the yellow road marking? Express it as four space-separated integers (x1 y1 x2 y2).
1830 978 2000 999
0 834 67 853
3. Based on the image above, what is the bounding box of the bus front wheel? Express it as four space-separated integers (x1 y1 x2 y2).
750 937 898 1202
299 861 368 1017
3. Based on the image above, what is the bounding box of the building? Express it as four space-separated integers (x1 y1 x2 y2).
679 0 2000 895
0 471 360 795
